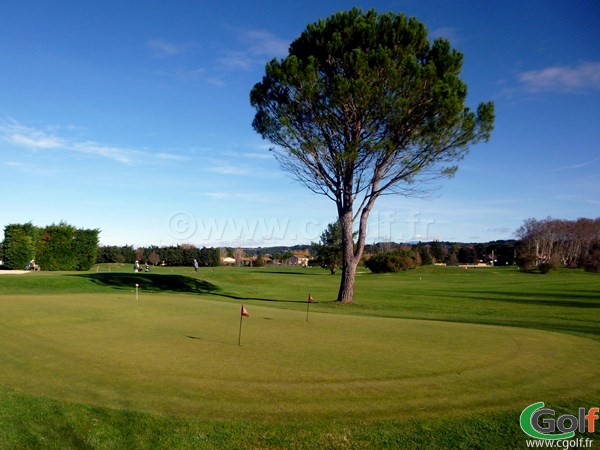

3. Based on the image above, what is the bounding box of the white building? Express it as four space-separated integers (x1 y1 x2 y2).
288 256 309 267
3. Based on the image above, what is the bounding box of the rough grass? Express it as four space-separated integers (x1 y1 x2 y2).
0 265 598 448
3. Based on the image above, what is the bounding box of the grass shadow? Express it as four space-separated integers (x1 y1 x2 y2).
260 270 316 276
464 290 600 309
73 273 220 295
74 273 314 305
185 335 237 346
208 292 307 304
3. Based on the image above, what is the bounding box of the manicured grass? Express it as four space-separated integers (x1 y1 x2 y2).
1 388 595 449
5 264 596 338
0 265 598 448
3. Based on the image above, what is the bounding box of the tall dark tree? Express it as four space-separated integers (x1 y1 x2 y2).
198 247 221 267
313 221 344 274
429 240 447 263
417 242 433 265
251 8 494 302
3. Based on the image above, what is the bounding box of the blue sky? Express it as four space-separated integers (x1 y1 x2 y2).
1 0 598 247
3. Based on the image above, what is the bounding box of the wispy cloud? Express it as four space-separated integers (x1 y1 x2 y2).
6 126 65 149
218 51 257 71
431 27 462 45
518 61 600 93
218 29 289 71
0 120 137 163
147 39 188 58
245 152 272 160
157 152 188 161
2 161 30 168
150 29 288 86
244 30 289 57
551 155 600 171
0 118 181 165
207 164 251 175
155 67 206 82
73 141 141 163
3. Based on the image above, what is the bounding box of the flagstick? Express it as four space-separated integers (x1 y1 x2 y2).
135 283 139 301
238 305 244 346
306 293 314 322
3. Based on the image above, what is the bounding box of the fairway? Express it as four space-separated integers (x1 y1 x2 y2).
1 291 598 422
1 266 599 448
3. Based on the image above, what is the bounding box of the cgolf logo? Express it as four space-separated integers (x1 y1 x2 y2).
520 402 598 441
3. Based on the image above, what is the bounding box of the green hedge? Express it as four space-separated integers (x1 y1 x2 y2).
2 222 99 271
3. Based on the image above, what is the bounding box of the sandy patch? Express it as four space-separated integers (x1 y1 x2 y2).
0 270 30 275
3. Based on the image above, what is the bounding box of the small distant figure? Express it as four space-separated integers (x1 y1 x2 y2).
145 263 150 272
25 259 41 271
193 259 199 272
134 260 140 272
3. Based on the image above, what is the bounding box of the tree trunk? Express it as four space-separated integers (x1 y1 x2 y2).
337 257 357 303
337 209 357 303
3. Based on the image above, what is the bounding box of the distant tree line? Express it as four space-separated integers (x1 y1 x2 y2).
358 217 600 274
1 222 99 271
367 240 517 266
310 220 518 274
515 217 600 273
6 217 596 274
360 240 517 273
310 217 600 275
96 244 220 267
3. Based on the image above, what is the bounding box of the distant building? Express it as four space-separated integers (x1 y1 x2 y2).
288 255 309 267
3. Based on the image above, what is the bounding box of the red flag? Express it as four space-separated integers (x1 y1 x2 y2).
241 305 250 317
307 294 314 303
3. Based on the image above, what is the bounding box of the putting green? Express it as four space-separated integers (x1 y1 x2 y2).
1 294 598 422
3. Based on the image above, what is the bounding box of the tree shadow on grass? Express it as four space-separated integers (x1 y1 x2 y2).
73 273 307 303
463 290 600 309
261 271 317 276
209 292 308 304
73 273 220 295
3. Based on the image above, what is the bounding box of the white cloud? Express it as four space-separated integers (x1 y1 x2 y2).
207 164 250 175
147 39 187 57
218 29 289 71
245 152 271 159
431 27 462 45
155 67 207 82
204 76 226 87
2 161 29 168
151 29 288 85
551 155 600 171
72 141 139 163
518 61 600 92
0 118 176 165
218 51 256 70
0 120 65 150
204 192 229 200
156 152 188 161
243 30 289 57
10 132 64 149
